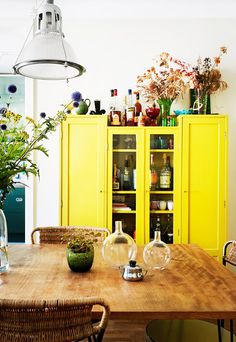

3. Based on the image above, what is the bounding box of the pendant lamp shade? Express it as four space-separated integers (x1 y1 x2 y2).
13 0 86 80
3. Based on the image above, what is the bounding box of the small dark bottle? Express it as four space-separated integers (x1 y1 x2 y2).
123 156 131 190
134 92 142 126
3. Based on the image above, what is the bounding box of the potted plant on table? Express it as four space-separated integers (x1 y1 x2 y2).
63 229 101 272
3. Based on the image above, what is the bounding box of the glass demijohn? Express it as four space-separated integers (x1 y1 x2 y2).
102 221 137 268
143 229 171 270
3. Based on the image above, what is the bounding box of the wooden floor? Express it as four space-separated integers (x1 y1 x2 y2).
101 319 235 342
103 320 149 342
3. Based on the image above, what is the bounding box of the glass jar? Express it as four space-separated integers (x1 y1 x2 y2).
102 221 137 268
143 229 171 270
0 209 9 273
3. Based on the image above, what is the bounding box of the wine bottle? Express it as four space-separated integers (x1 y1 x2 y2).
134 92 142 126
123 155 131 190
166 155 173 190
110 89 121 126
150 153 158 190
159 153 171 190
112 162 120 190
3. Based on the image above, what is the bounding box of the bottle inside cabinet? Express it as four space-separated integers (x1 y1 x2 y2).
112 134 137 240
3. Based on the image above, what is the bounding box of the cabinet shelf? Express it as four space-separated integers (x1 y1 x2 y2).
150 149 174 153
150 191 174 194
113 210 136 214
113 149 136 153
113 191 136 194
150 210 174 214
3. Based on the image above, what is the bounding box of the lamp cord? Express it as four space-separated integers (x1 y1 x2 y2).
14 0 45 67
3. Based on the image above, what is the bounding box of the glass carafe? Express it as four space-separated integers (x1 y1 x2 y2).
143 229 171 270
102 221 137 268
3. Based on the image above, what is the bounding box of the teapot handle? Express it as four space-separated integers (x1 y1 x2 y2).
85 98 91 108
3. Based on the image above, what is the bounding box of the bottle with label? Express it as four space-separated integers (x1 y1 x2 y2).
166 155 173 190
109 89 114 125
150 153 158 190
123 155 131 190
159 153 171 190
112 162 120 190
134 92 142 126
126 89 135 126
110 89 121 126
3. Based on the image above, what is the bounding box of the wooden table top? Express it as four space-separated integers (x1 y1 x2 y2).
1 243 236 320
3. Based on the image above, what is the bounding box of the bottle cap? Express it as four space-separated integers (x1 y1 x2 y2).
128 89 132 95
114 89 118 96
110 89 114 96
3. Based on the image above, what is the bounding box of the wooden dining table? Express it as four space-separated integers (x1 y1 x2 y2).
1 243 236 320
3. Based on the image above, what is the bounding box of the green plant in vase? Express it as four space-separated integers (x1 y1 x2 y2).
137 52 191 126
0 86 81 272
62 229 102 272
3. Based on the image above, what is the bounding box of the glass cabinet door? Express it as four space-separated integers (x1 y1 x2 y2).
145 128 180 245
108 129 144 244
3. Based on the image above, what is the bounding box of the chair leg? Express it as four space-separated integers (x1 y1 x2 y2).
217 319 222 342
96 328 105 342
230 319 234 342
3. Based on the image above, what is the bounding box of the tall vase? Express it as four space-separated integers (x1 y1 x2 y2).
102 221 137 268
193 89 209 114
157 98 173 126
0 209 9 273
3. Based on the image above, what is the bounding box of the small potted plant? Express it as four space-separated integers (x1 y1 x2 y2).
63 230 101 272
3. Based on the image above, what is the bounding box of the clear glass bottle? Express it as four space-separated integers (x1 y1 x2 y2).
159 153 171 190
143 229 171 270
0 209 9 273
126 89 135 126
150 153 158 190
110 89 121 126
102 221 137 268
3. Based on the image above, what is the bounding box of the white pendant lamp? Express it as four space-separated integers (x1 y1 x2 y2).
13 0 86 81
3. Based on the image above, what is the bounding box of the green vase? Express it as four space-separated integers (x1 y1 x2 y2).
156 99 173 126
192 89 210 114
66 246 94 272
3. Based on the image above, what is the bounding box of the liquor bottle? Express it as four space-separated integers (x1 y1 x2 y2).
150 153 158 190
123 155 131 190
156 215 162 231
166 156 173 190
159 153 171 190
110 89 121 126
112 162 120 190
108 89 114 125
126 89 135 126
166 214 173 244
134 92 142 126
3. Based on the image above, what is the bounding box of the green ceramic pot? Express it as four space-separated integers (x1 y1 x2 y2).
66 246 94 272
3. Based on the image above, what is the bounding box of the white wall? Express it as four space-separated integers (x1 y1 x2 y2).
1 1 236 241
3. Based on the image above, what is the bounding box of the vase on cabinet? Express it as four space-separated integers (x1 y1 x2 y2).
0 209 9 273
156 99 173 126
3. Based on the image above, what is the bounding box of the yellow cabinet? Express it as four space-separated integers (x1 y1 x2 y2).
107 127 180 245
179 115 228 259
61 115 107 227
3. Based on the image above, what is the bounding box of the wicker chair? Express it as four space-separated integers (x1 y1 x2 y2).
222 240 236 341
31 226 110 245
0 297 110 342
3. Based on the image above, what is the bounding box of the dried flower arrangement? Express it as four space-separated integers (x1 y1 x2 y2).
190 47 228 95
137 52 192 104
